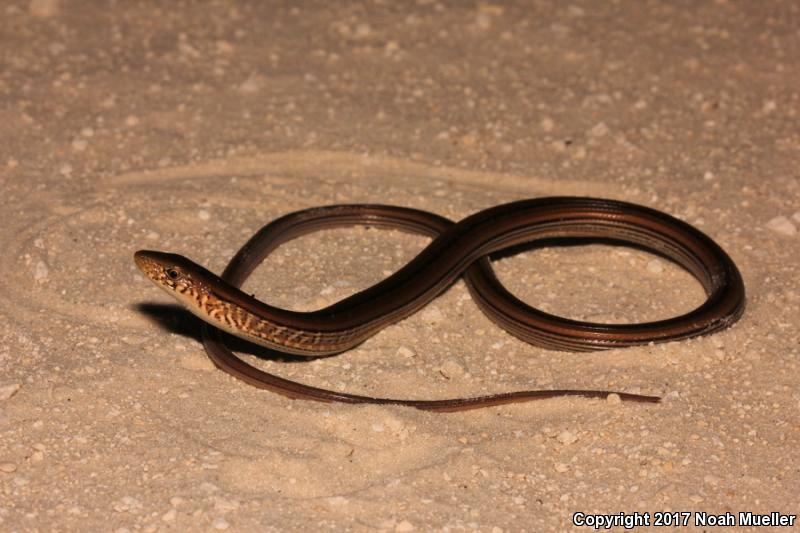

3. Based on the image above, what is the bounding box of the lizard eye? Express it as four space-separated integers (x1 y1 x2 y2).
166 268 179 280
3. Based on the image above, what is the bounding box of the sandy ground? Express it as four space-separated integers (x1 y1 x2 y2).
1 1 799 531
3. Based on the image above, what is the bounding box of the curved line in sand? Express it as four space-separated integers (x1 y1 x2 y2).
106 150 614 197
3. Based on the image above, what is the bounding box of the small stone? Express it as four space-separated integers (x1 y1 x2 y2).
541 117 554 132
212 517 230 530
124 115 140 126
589 122 609 138
326 496 348 506
420 306 444 324
198 210 211 221
161 509 177 522
439 359 466 378
0 462 17 473
395 520 415 532
605 393 622 405
239 74 266 93
765 216 796 236
396 346 415 358
554 462 569 473
213 497 239 512
556 430 578 445
703 171 714 181
34 261 49 283
646 259 664 274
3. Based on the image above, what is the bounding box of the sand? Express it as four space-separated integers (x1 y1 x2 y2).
1 1 798 531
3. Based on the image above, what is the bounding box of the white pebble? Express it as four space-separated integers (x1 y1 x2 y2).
646 259 664 274
420 306 444 324
198 210 211 221
34 261 49 283
396 346 415 358
439 359 466 378
0 383 20 401
395 520 415 532
605 393 622 405
0 462 17 473
589 122 609 138
540 117 554 132
161 508 177 522
556 430 578 445
663 391 681 401
554 462 569 473
239 74 265 93
212 517 230 530
765 216 796 236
